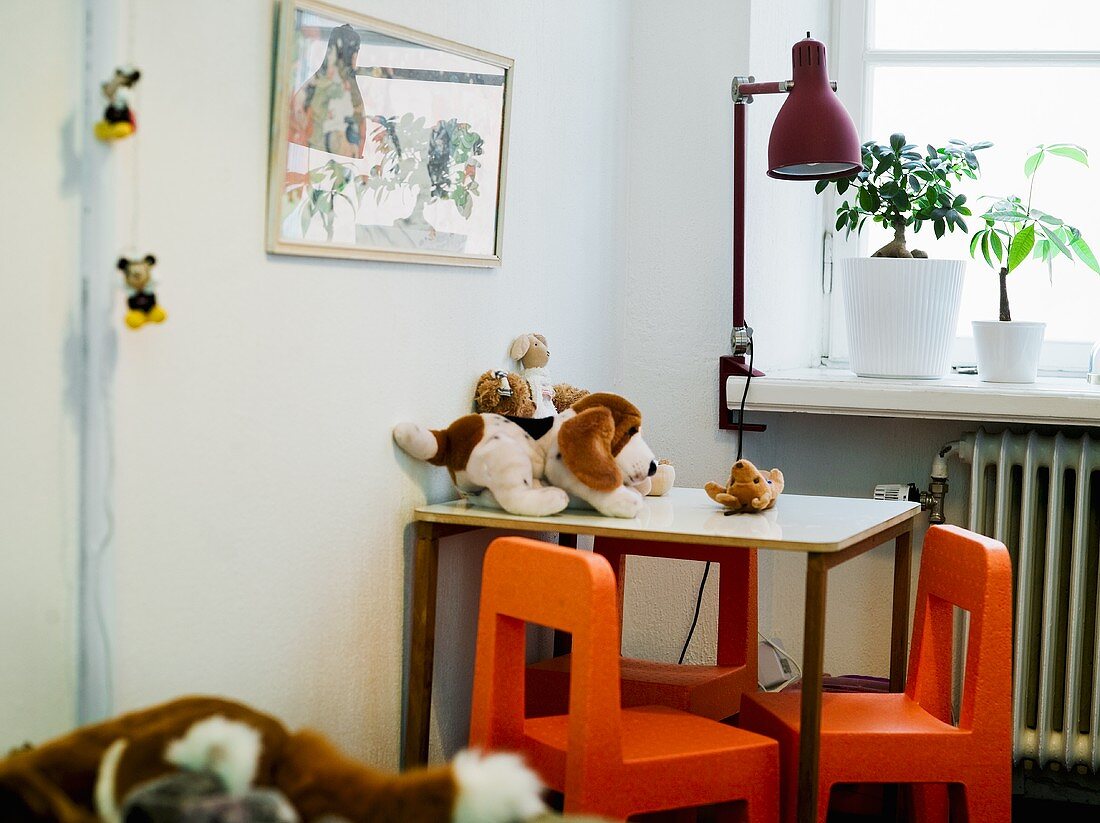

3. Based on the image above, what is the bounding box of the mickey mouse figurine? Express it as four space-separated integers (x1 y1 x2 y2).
95 66 141 141
118 255 167 329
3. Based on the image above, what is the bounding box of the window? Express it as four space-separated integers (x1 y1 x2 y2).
826 0 1100 373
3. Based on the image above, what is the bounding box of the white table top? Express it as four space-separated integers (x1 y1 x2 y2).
414 487 920 553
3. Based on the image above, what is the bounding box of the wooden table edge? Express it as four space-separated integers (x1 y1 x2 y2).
412 503 921 554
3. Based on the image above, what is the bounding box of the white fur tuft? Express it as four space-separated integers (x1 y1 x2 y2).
94 738 128 823
164 715 262 796
451 749 546 823
393 422 439 461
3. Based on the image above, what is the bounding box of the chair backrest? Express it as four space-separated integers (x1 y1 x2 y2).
905 524 1012 740
469 537 624 775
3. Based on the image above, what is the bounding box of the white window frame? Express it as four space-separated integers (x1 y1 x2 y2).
824 0 1100 375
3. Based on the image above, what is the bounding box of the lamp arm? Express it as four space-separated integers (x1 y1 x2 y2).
733 77 836 104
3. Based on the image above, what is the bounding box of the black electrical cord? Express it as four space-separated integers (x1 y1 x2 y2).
678 340 755 664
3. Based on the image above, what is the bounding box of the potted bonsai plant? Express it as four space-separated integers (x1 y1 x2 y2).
818 134 990 378
968 143 1099 383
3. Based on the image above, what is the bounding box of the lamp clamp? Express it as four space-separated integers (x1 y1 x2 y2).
731 75 756 104
731 324 753 355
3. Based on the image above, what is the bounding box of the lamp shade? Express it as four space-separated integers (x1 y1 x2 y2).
767 36 860 181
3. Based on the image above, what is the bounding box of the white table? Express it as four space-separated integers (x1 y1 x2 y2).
403 488 921 823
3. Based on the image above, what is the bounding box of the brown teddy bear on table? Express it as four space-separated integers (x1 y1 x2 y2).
706 458 784 512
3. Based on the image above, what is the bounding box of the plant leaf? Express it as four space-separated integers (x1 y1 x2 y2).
989 229 1003 262
1072 235 1100 274
1024 149 1045 178
1046 144 1089 166
1042 225 1075 259
983 210 1026 223
1008 224 1035 272
815 179 829 194
970 229 983 258
300 200 313 235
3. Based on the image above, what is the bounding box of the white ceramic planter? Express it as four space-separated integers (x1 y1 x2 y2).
972 320 1046 383
841 257 966 379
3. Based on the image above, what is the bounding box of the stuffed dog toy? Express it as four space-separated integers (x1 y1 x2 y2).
393 393 657 518
705 458 785 512
0 696 545 823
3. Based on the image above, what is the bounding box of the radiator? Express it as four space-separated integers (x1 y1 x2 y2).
961 428 1100 771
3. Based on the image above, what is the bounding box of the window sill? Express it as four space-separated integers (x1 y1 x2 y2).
726 367 1100 427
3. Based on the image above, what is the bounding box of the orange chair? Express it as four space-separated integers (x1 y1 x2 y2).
740 525 1012 823
526 538 758 720
469 536 779 821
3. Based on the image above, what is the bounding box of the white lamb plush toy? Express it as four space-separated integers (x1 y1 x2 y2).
510 333 558 418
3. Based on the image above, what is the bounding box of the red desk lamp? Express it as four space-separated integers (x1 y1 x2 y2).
718 33 861 430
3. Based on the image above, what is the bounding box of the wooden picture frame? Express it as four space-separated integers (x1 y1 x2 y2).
266 0 513 267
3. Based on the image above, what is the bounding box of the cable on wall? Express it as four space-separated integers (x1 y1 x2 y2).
677 341 754 664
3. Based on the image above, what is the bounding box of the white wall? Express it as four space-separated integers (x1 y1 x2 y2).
99 0 629 764
0 0 82 748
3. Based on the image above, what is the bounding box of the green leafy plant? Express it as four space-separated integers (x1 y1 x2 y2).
969 143 1100 321
285 159 365 240
818 134 991 258
284 114 485 240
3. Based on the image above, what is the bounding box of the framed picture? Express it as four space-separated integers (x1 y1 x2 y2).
266 0 513 266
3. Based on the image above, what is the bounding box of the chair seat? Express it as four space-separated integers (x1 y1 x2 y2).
524 704 776 787
742 691 962 737
741 691 979 787
523 705 778 816
527 654 754 720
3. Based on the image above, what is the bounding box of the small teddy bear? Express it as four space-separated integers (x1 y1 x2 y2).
118 255 167 329
706 458 784 512
473 370 537 417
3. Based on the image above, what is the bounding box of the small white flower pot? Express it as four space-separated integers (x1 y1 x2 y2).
841 257 966 379
971 320 1046 383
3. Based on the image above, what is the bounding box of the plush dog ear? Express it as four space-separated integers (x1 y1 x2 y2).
570 392 643 456
558 407 622 492
509 334 532 361
533 334 547 346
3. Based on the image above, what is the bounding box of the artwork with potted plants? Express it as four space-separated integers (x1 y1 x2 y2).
817 134 991 379
265 2 513 267
967 144 1100 383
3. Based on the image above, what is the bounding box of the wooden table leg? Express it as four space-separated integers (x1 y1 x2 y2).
798 554 828 823
554 533 579 656
403 521 440 769
889 524 914 693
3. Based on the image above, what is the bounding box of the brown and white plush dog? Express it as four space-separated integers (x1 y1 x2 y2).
393 393 657 519
0 696 545 823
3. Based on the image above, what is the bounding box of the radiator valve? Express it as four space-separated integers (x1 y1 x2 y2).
874 448 950 524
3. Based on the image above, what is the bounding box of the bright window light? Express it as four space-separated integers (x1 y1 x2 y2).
830 0 1100 371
